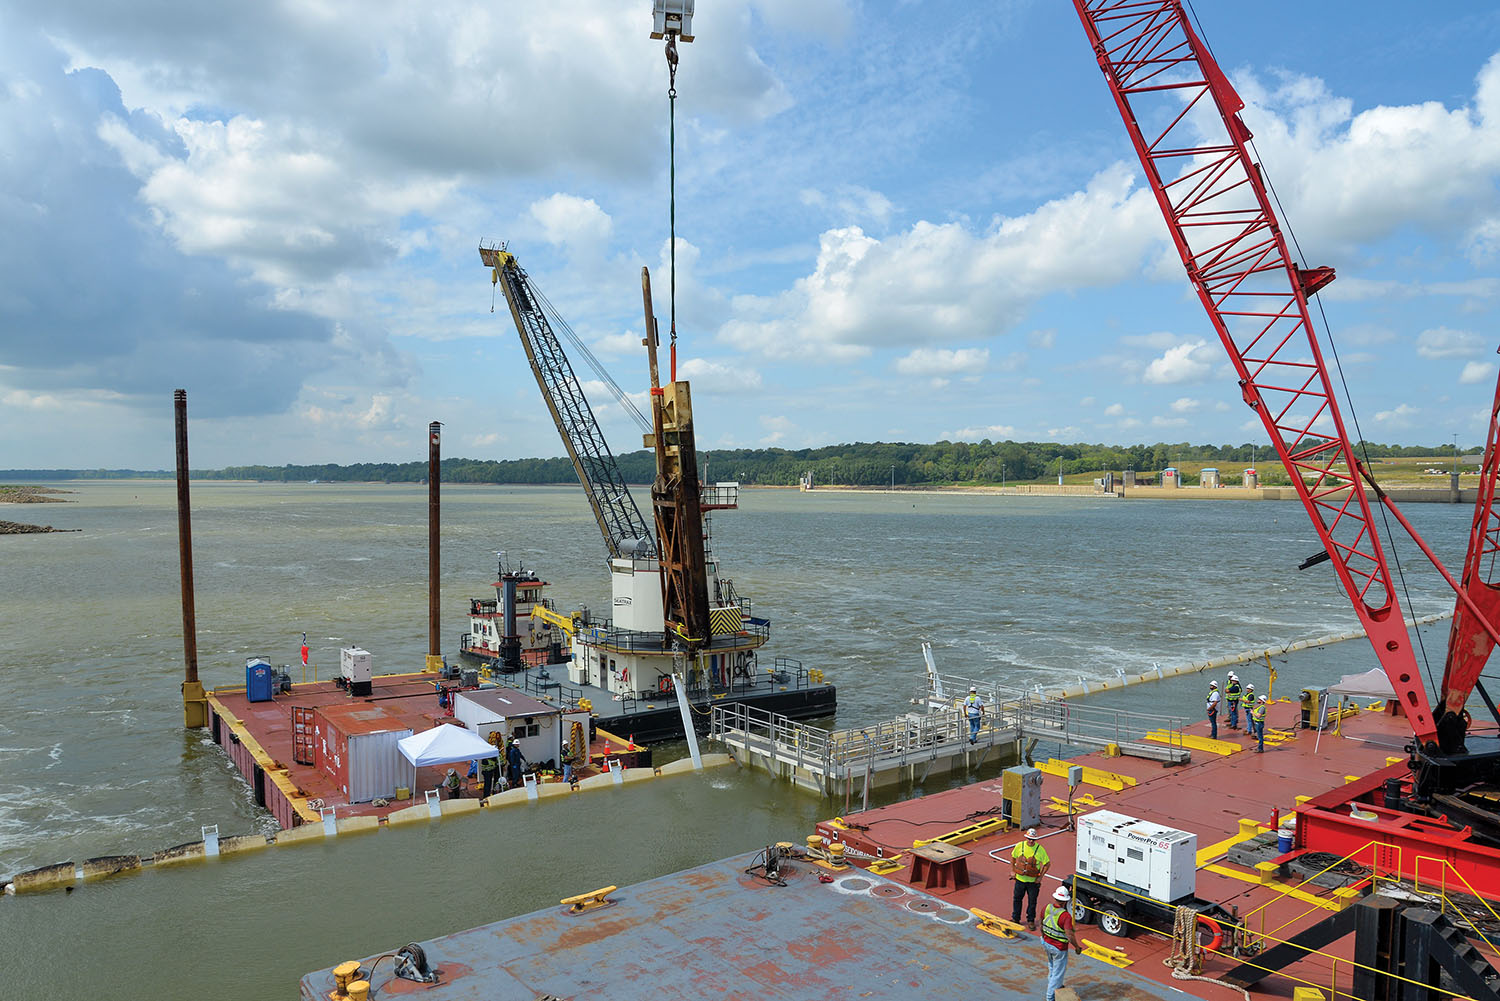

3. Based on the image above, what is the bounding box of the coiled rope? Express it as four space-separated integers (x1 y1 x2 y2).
1165 905 1250 1000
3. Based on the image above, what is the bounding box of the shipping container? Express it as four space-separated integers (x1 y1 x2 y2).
313 703 414 803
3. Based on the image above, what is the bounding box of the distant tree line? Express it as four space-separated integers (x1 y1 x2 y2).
0 439 1481 487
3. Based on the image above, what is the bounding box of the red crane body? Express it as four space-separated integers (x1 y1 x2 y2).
1444 367 1500 719
1072 0 1437 741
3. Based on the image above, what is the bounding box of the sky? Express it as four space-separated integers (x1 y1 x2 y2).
5 1 1500 468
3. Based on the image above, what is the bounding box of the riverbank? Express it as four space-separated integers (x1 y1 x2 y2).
782 483 1476 503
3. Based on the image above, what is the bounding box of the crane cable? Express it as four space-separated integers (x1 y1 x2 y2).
666 32 680 382
1183 0 1440 698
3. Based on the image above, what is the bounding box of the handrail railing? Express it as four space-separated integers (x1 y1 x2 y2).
920 674 1190 755
1410 853 1500 957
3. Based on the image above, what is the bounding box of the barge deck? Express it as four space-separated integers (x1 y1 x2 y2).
300 693 1500 1000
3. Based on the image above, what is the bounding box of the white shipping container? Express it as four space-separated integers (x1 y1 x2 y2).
1075 810 1196 904
346 728 415 803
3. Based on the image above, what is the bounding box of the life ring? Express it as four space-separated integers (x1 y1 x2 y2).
659 676 674 694
1197 914 1223 955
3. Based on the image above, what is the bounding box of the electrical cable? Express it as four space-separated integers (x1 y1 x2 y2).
529 281 652 434
1183 0 1440 699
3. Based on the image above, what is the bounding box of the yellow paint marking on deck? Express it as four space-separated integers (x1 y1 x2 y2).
204 692 321 824
1143 730 1241 756
1040 759 1136 792
1195 826 1267 867
1203 864 1341 912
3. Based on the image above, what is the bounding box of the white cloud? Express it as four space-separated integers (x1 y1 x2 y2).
1169 397 1200 414
799 185 895 227
1028 329 1056 350
1417 326 1486 359
529 193 613 251
677 357 763 392
1374 403 1420 428
1144 341 1216 384
1151 415 1189 428
1103 403 1125 417
893 347 989 377
1461 361 1496 384
943 424 1016 441
1079 396 1095 407
719 164 1162 359
1235 54 1500 251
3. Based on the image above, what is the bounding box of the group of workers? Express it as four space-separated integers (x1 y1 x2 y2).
1206 671 1269 751
444 736 536 799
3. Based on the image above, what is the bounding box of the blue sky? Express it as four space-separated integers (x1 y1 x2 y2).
4 1 1500 468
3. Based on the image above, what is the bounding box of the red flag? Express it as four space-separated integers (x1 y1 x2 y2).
301 644 309 666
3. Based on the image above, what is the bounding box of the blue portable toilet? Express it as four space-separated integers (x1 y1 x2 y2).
246 657 274 703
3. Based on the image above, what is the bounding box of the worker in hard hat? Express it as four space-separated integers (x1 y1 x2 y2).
1010 828 1050 930
1225 672 1243 729
1206 680 1221 740
1040 884 1082 1001
1251 696 1269 753
964 685 985 745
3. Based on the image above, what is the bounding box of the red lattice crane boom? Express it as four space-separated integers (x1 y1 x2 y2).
1443 368 1500 723
1072 0 1437 741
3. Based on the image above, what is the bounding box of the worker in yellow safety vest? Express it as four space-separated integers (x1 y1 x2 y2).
1040 885 1082 1001
1010 827 1050 929
1250 696 1268 753
964 686 985 744
1225 672 1243 729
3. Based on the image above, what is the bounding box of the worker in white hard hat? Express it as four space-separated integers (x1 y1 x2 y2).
1010 827 1050 930
963 685 985 745
1040 883 1082 1001
1206 680 1221 740
1251 695 1269 753
1225 671 1244 729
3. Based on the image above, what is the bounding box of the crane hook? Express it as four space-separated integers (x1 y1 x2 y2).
665 34 678 97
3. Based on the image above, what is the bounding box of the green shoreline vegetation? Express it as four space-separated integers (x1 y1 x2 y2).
0 440 1479 490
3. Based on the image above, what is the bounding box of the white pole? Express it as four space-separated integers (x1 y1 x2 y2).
673 669 703 769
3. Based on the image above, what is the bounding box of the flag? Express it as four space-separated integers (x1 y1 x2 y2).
301 632 309 667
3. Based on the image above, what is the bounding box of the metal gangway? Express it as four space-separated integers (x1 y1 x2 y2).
710 674 1191 798
708 701 1021 798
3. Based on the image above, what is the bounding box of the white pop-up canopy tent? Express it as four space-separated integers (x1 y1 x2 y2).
398 723 500 768
1315 668 1398 751
1328 668 1397 700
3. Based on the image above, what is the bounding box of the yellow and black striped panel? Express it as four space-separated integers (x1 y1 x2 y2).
709 606 743 635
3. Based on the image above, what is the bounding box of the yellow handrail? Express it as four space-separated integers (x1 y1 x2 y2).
1411 854 1500 957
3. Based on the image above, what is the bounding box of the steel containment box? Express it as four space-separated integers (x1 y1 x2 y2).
313 703 414 803
1076 810 1196 904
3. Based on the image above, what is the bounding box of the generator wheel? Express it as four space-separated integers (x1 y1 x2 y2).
1099 904 1132 938
1070 894 1094 925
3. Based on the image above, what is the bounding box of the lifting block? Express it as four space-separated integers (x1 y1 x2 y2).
970 908 1025 939
1080 938 1132 968
1291 989 1324 1001
561 885 616 913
